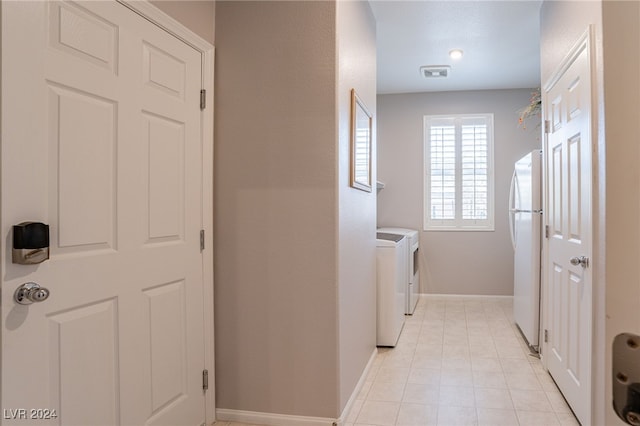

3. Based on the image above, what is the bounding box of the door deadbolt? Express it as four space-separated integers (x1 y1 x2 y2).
14 282 50 305
12 222 50 265
613 333 640 425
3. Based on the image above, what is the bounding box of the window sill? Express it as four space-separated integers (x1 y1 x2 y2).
424 227 495 232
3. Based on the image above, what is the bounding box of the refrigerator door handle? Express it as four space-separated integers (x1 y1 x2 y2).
509 170 517 250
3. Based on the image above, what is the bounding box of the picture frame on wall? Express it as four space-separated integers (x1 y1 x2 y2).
350 89 372 192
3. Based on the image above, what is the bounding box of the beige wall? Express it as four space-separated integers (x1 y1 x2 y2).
601 4 640 424
150 0 215 44
214 0 377 419
336 0 377 411
214 1 338 417
377 89 540 296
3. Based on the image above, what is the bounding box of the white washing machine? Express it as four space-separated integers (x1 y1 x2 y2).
377 227 420 314
376 232 407 347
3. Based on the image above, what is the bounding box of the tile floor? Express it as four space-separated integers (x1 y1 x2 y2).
215 296 580 426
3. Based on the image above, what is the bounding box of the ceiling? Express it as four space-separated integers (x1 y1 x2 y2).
369 0 543 94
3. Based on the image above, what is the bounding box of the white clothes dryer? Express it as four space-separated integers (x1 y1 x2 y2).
377 227 420 314
376 232 407 347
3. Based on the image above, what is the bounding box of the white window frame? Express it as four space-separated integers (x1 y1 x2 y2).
423 113 495 231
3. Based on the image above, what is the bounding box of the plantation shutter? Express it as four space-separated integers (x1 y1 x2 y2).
461 117 488 221
429 119 456 220
424 114 494 231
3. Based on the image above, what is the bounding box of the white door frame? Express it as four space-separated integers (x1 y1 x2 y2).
540 25 596 424
0 0 216 424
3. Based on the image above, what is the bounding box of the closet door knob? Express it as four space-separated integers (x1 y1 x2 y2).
14 282 50 305
569 256 589 268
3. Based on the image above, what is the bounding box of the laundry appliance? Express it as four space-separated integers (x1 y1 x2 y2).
376 232 407 347
377 227 419 314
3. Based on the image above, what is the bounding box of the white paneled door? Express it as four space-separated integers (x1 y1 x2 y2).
543 32 593 425
1 2 209 425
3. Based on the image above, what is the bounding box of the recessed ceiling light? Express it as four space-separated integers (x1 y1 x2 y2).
449 49 464 60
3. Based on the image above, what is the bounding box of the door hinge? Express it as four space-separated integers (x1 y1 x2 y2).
545 225 549 239
544 120 551 134
200 229 205 251
202 369 209 391
200 89 206 110
544 329 549 343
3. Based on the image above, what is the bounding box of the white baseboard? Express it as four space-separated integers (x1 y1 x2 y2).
421 293 513 300
335 347 377 425
216 348 378 426
216 408 336 426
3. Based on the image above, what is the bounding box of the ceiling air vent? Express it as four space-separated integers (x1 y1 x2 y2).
420 65 451 78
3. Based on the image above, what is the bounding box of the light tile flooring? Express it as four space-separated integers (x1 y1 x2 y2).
215 296 580 426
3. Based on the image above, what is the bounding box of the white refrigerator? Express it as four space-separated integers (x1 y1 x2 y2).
509 150 542 350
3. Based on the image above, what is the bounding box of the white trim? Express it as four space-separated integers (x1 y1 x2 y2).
113 2 216 424
335 348 377 425
116 0 213 52
201 48 216 426
542 26 591 93
216 409 337 426
421 294 513 301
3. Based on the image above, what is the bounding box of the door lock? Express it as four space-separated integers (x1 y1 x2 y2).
14 282 50 305
613 333 640 425
570 255 589 268
12 222 49 265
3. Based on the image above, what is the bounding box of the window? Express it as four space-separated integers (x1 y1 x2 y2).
423 114 494 231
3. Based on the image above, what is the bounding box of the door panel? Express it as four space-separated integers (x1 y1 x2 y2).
145 280 188 413
567 270 582 383
543 35 592 425
1 2 206 425
567 136 580 241
48 300 120 426
50 2 118 72
49 83 117 251
144 112 185 242
143 42 186 99
551 144 563 237
550 262 563 361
